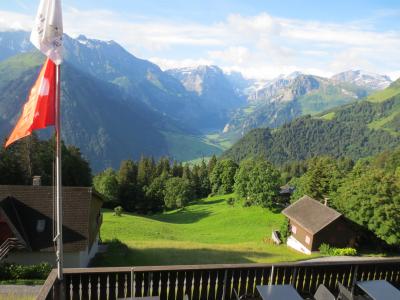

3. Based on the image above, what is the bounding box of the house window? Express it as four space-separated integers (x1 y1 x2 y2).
291 225 297 234
305 235 311 244
36 219 46 233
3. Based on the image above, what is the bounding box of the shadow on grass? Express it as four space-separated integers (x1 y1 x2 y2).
91 240 275 267
195 198 226 205
145 198 228 224
145 207 212 224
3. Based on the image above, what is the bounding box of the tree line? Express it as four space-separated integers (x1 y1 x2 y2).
0 134 92 186
93 155 283 213
1 134 398 247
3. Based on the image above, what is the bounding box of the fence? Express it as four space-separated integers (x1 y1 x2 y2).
37 258 400 300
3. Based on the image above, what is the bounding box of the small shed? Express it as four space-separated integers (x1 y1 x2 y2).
282 195 355 254
279 184 295 204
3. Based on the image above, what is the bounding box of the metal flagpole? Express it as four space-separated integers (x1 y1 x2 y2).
55 63 63 281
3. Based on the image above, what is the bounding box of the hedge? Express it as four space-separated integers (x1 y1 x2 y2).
0 262 52 280
319 243 357 256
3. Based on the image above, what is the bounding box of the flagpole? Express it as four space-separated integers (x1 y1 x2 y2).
55 63 63 281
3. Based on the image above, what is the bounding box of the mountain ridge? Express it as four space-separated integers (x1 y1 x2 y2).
223 80 400 165
221 71 390 140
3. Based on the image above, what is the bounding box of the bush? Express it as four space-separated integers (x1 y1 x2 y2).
332 248 357 256
319 243 331 255
279 218 290 243
242 197 252 207
226 197 235 206
0 262 52 280
113 206 123 216
319 243 357 256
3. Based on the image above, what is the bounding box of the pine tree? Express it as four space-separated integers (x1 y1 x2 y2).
208 155 217 175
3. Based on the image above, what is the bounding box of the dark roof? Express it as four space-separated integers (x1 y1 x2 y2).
279 185 295 195
0 185 103 252
0 197 30 249
282 195 342 234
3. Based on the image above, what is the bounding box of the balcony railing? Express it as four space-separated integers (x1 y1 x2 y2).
37 258 400 300
0 237 25 261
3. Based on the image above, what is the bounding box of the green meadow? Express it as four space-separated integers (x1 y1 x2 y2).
94 194 313 267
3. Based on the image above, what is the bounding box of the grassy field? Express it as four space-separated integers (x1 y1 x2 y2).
368 111 400 136
367 84 400 103
318 111 336 121
93 195 314 267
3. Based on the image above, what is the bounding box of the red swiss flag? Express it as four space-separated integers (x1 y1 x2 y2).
5 58 56 148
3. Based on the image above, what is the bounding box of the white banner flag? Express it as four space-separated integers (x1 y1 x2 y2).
31 0 63 65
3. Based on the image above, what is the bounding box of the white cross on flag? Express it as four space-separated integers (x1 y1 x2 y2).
31 0 63 65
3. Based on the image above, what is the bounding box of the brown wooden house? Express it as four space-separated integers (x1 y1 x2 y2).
0 184 103 267
282 195 355 254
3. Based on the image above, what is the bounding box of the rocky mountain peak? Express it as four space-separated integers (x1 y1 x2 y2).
331 70 392 90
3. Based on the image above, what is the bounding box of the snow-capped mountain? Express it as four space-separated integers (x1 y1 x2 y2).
167 65 246 128
244 72 305 103
331 70 392 90
167 65 233 96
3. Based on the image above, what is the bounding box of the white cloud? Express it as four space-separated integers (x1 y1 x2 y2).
208 46 250 64
0 10 32 31
62 7 226 54
149 57 215 70
0 8 399 80
388 71 400 81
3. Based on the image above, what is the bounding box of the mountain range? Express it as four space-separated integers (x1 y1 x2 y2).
221 70 392 140
223 78 400 165
0 32 228 170
0 30 396 171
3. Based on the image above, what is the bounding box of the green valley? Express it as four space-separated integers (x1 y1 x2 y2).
93 194 311 266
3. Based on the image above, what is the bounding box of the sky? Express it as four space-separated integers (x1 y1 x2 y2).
1 0 400 80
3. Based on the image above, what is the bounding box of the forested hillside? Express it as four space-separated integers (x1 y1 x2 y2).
223 79 400 165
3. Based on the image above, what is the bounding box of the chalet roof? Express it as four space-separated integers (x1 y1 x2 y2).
282 195 342 234
0 185 103 252
0 197 30 249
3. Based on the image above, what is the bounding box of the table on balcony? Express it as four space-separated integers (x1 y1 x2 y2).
356 280 400 300
256 284 303 300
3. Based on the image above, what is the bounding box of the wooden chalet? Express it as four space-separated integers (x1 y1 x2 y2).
282 195 355 254
0 183 103 267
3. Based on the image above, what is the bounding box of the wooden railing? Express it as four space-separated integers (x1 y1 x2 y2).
37 258 400 300
0 237 25 261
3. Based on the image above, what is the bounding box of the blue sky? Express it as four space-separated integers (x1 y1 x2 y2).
1 0 400 79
